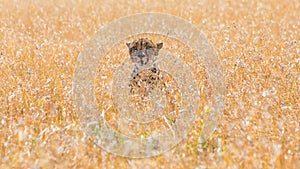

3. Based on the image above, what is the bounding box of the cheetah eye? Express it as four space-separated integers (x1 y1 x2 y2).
130 48 138 53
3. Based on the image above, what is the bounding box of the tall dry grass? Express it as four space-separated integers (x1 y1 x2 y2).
0 0 299 168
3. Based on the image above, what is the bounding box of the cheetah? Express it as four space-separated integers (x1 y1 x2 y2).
126 38 163 95
126 38 180 116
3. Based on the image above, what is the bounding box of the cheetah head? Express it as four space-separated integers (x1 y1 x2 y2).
126 38 163 66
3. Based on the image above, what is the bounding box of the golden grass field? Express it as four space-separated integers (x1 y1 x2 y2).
0 0 299 168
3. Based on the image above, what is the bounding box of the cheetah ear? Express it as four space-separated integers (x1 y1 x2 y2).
157 42 163 50
126 42 131 48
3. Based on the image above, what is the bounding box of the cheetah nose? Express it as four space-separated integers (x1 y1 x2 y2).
138 53 145 58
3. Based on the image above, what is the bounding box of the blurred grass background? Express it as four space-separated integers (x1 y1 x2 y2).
0 0 299 168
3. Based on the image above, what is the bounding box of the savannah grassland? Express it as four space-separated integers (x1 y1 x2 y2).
0 0 299 168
